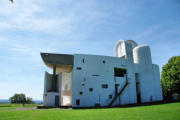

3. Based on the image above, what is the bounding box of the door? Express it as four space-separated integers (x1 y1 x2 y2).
55 96 59 106
115 84 119 95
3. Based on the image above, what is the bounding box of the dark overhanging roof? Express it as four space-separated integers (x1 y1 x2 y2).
41 53 74 67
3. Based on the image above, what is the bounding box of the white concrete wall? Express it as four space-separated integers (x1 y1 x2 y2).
61 72 72 106
152 64 163 101
43 72 61 106
72 54 137 107
43 92 60 106
44 72 52 92
42 40 163 107
133 45 156 103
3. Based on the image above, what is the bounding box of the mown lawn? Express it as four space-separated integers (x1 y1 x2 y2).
0 102 180 120
0 104 40 110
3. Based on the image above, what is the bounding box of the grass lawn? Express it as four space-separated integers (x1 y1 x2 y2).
0 104 40 110
0 102 180 120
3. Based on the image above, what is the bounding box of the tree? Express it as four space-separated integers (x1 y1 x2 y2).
9 0 13 3
9 93 26 104
9 93 34 104
161 56 180 99
26 97 34 104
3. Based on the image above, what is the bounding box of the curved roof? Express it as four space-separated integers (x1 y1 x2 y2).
41 53 74 68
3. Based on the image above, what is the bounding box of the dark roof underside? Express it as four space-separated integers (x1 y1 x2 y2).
41 53 74 67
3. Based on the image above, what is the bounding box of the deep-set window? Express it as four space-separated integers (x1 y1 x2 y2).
114 68 126 77
82 83 85 86
102 60 106 64
92 74 100 76
76 99 80 105
89 88 93 92
82 58 85 63
79 91 83 95
76 67 82 70
109 95 112 99
102 84 108 88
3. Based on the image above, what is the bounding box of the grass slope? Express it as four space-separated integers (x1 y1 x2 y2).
0 102 180 120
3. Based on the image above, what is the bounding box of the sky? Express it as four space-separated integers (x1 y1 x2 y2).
0 0 180 100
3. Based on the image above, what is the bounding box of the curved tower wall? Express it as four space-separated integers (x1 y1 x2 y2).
44 71 52 92
115 40 138 104
133 45 156 102
152 64 163 101
115 40 126 58
115 40 137 60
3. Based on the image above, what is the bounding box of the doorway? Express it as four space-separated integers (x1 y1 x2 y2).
55 96 59 106
135 73 141 104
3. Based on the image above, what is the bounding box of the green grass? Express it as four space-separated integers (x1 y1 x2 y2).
0 104 39 110
0 102 180 120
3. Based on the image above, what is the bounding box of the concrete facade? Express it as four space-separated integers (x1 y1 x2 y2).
41 40 163 108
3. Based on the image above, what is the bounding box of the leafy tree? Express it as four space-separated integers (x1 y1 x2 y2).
161 56 180 99
9 93 26 104
26 97 34 104
9 0 13 3
9 93 34 105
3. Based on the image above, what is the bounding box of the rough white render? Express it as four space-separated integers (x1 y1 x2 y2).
41 40 163 107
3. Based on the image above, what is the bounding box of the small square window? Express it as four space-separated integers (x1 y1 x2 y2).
102 84 108 88
79 91 83 95
76 99 80 105
89 88 93 92
82 84 85 86
102 60 106 64
76 67 82 70
109 95 112 99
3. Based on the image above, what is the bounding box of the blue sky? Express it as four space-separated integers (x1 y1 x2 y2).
0 0 179 100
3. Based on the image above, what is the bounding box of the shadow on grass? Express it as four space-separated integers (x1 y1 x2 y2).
36 100 180 110
72 100 180 110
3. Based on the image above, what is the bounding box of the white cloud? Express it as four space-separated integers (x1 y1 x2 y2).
0 0 73 35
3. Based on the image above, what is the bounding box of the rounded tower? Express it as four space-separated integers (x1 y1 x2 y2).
133 45 156 102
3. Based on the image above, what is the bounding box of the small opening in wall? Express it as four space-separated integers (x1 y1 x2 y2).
84 78 86 81
102 84 108 88
82 83 85 86
76 67 82 70
76 99 80 105
109 95 112 99
82 58 85 63
79 91 83 95
94 103 100 107
89 88 93 92
114 68 126 77
92 75 100 76
102 60 106 64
